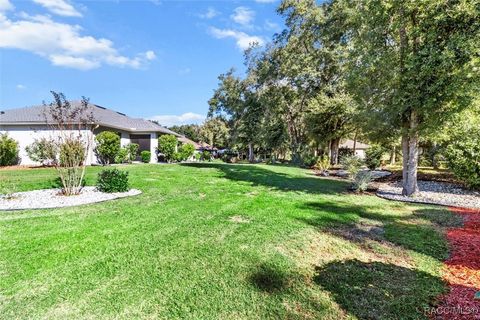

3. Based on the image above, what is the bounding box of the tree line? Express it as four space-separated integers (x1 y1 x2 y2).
205 0 479 196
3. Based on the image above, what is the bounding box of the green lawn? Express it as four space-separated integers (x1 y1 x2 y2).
0 163 460 319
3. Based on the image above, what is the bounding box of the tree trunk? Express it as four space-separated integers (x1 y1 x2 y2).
330 138 340 165
431 142 439 169
402 111 419 196
248 143 254 163
353 131 358 153
390 146 396 165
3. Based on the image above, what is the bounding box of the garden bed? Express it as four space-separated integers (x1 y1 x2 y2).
377 181 480 209
0 187 141 210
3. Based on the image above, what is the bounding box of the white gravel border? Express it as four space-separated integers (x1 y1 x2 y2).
0 187 142 211
377 180 480 209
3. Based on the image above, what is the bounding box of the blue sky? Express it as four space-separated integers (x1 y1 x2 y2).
0 0 283 126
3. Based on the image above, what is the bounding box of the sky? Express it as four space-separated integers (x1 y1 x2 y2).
0 0 284 127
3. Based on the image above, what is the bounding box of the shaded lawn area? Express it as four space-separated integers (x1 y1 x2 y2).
0 163 461 319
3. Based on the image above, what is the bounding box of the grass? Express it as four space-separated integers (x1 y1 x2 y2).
0 163 460 319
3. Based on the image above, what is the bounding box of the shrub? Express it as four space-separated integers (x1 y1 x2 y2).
338 147 354 162
341 155 363 177
179 143 195 161
352 171 373 193
95 131 120 165
126 143 139 162
158 134 178 162
115 147 129 164
141 150 151 163
0 133 19 166
202 150 212 161
365 145 386 170
446 129 480 189
302 155 318 168
195 152 202 161
96 168 129 193
221 151 238 163
314 155 330 175
25 137 57 166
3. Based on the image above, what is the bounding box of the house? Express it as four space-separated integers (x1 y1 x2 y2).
0 102 180 165
339 139 370 159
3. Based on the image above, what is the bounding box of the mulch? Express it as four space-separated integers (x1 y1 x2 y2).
433 207 480 319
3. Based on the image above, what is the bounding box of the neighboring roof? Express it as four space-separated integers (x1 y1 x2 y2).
339 139 370 150
177 136 201 149
0 101 179 135
177 136 217 150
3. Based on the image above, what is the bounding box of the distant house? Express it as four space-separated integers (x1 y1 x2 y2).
0 102 180 165
339 139 370 159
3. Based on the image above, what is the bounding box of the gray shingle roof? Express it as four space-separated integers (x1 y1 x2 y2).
0 101 179 135
339 139 370 150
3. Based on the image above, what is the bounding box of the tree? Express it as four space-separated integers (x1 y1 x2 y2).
44 91 94 196
169 124 201 142
327 0 480 195
209 63 268 162
95 131 120 165
158 134 178 162
200 117 229 150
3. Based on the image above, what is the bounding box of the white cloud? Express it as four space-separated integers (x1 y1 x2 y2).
150 112 205 127
16 84 26 90
145 50 156 60
209 27 264 50
199 7 219 19
0 0 13 12
230 6 254 27
0 12 156 70
32 0 82 17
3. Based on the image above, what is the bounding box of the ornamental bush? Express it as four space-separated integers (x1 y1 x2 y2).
0 133 19 166
365 145 386 170
115 147 129 164
126 143 139 162
25 137 58 166
140 150 151 163
340 155 363 178
96 168 129 193
352 171 373 193
178 143 195 161
95 131 120 165
445 128 480 190
158 135 178 162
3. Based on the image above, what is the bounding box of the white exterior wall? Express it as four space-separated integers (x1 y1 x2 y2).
150 132 157 163
0 125 154 166
120 131 130 147
0 125 95 165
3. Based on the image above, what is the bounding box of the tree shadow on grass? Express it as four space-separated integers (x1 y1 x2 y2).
249 263 289 294
298 201 456 261
315 259 445 320
181 163 348 195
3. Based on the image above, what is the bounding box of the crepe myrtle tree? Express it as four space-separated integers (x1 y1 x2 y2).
43 91 95 196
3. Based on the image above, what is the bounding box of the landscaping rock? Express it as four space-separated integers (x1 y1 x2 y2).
0 187 141 210
377 181 480 209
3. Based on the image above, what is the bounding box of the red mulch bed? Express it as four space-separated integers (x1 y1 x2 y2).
433 207 480 319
